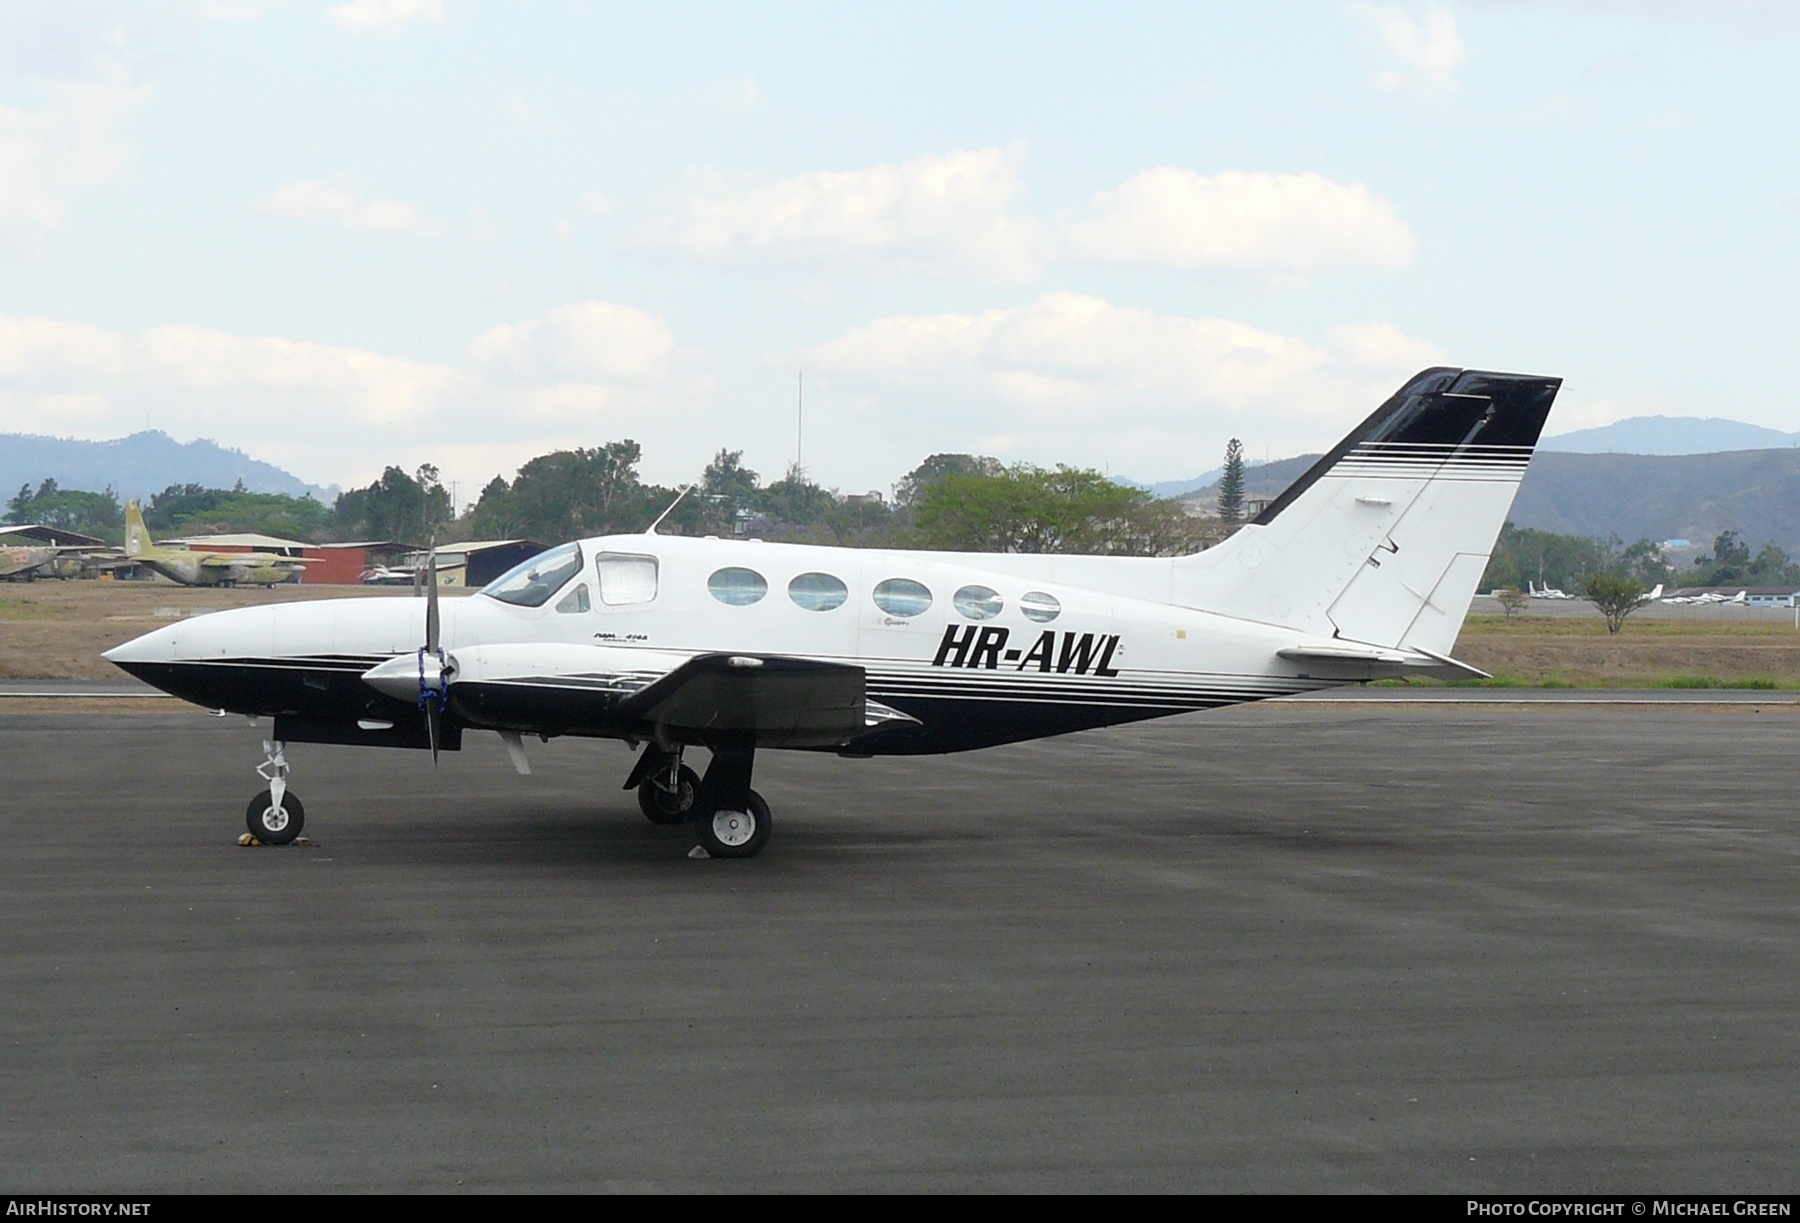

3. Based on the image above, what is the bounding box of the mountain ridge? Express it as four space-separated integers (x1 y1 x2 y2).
1180 447 1800 554
0 430 333 505
1540 415 1800 455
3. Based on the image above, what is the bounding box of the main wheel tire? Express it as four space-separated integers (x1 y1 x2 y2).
692 790 771 859
246 788 304 845
638 764 700 825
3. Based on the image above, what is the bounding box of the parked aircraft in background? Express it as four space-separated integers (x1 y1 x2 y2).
106 367 1561 860
360 565 418 587
123 501 312 588
1664 589 1746 605
1529 581 1577 600
0 543 87 581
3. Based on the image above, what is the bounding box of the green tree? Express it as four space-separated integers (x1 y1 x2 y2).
1495 587 1529 618
336 464 453 543
1481 522 1615 593
466 442 675 542
892 453 1004 508
912 464 1209 556
144 483 332 540
1217 438 1246 525
701 449 761 530
1582 571 1649 635
5 479 125 540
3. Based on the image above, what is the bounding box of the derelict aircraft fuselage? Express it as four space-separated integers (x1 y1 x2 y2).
106 368 1561 858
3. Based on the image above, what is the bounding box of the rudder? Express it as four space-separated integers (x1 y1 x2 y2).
1176 368 1560 651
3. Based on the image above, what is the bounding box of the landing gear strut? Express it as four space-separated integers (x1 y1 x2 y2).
689 743 771 859
622 741 773 856
634 746 699 825
247 739 304 844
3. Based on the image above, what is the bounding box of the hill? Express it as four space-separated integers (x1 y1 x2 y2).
1182 447 1800 553
0 431 332 503
1507 449 1800 552
1541 416 1800 455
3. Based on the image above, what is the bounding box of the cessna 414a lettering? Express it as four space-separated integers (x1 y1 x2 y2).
105 367 1560 859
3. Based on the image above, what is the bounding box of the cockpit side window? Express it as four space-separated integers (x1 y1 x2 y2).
597 552 659 606
479 543 583 608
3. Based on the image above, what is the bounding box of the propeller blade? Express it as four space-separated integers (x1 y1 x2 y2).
425 536 440 654
425 697 441 766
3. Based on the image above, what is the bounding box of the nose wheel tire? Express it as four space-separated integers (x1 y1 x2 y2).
638 764 701 825
692 790 771 859
246 788 304 845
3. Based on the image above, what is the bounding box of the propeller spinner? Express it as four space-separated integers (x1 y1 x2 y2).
359 539 456 762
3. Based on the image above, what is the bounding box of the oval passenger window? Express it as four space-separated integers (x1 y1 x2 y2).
1020 591 1061 622
708 567 768 606
788 572 849 612
953 585 1003 620
872 578 932 617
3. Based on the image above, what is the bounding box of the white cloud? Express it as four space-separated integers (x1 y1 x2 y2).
642 150 1415 284
638 147 1047 281
0 1 159 256
254 179 440 235
1062 169 1417 279
796 293 1447 477
1352 2 1466 94
0 75 138 254
467 302 679 385
0 302 712 490
325 0 442 34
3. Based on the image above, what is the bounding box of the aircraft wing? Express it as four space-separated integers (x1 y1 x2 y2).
368 643 919 750
197 552 316 568
615 653 878 747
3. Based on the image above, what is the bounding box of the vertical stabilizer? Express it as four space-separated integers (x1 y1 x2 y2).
123 500 152 559
1175 368 1560 652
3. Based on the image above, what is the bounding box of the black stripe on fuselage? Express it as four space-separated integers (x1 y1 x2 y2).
109 655 1317 755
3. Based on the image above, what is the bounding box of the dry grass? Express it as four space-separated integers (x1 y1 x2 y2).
1451 614 1800 687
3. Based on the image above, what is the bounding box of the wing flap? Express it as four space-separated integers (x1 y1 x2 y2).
616 653 870 748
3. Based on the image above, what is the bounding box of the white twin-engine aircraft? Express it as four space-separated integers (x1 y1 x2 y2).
105 367 1560 858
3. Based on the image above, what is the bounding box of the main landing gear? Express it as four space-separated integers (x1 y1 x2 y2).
246 739 304 845
626 743 772 859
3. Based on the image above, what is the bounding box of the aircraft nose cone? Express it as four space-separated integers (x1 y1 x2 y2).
103 625 179 666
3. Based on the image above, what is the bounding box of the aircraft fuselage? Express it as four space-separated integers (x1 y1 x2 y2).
106 535 1331 756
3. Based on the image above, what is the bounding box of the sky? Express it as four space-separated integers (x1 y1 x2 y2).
1 0 1797 505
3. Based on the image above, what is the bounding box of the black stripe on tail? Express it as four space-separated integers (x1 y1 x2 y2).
1253 368 1562 525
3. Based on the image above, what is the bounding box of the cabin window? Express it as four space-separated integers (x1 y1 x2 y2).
788 572 849 611
596 552 659 606
555 583 591 614
872 578 932 617
1020 591 1061 622
479 542 583 608
708 567 768 606
953 585 1003 620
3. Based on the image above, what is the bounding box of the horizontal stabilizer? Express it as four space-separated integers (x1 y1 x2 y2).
1278 637 1491 682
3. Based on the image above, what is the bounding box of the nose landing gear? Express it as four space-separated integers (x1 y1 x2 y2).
247 739 304 844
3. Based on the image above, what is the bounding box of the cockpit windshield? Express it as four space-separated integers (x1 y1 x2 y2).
478 542 583 608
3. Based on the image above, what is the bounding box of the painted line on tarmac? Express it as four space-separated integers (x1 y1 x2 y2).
0 689 174 699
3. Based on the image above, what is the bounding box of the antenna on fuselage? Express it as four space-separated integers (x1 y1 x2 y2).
645 483 693 535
